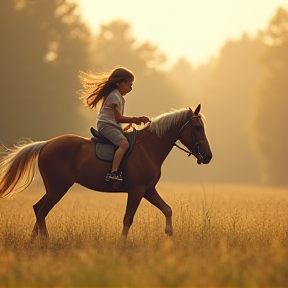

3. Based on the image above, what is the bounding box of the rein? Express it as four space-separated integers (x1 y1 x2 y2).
174 142 193 156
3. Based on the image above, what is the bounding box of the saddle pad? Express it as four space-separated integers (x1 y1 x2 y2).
91 127 136 162
96 142 116 161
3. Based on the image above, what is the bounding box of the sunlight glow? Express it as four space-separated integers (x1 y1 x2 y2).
72 0 288 68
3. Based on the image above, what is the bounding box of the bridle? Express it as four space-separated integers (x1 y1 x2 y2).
134 110 204 161
173 114 203 158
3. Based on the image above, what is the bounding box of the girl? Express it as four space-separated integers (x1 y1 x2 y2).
78 67 150 183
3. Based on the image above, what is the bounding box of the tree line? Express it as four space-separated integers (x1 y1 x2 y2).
0 1 287 186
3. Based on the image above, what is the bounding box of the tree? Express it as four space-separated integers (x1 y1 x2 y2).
92 20 166 73
169 34 264 184
250 8 288 186
204 34 264 184
0 0 91 146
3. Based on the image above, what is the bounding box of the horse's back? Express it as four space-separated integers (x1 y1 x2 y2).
38 134 92 177
40 134 90 157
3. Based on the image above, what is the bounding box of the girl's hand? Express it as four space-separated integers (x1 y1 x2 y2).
140 116 150 124
134 116 150 125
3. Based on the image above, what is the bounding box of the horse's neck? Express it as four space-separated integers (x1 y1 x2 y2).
136 123 180 164
135 125 151 143
137 124 177 142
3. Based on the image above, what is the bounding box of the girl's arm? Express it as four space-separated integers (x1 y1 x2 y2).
114 105 149 125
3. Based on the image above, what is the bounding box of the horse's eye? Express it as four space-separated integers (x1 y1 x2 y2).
194 126 201 131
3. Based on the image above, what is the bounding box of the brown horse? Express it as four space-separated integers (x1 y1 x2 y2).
0 104 212 241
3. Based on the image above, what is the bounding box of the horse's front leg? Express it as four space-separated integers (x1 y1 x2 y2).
144 187 173 236
121 186 145 243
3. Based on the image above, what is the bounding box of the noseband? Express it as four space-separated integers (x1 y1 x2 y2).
174 115 202 157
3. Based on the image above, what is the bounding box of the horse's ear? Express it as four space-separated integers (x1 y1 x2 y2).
194 104 201 115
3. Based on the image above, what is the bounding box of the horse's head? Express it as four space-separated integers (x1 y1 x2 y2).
177 104 212 164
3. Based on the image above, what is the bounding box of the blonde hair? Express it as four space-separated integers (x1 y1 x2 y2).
78 67 134 109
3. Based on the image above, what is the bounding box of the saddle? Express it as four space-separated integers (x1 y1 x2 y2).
90 127 136 161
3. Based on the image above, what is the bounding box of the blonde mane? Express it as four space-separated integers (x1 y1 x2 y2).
149 108 189 137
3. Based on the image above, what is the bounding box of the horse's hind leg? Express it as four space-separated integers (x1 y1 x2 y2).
144 187 173 236
32 184 71 239
31 195 46 239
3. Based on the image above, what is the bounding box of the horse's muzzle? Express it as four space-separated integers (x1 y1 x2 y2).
197 153 212 165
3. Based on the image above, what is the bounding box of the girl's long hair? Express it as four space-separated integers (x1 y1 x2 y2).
78 67 134 109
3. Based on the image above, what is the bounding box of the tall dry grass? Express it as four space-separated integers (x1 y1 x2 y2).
1 183 288 288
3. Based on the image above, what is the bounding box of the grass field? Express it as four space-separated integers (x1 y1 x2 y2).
1 182 288 288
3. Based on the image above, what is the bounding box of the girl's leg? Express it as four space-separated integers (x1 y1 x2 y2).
112 139 129 172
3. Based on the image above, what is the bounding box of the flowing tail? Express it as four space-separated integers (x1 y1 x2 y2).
0 139 47 198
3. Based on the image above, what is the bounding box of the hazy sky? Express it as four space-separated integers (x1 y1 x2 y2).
73 0 288 68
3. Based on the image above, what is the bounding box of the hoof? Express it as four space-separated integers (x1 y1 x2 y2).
165 226 173 236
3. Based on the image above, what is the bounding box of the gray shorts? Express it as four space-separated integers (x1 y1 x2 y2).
98 124 126 146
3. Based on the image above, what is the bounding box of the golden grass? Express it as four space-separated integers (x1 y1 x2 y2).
1 183 288 288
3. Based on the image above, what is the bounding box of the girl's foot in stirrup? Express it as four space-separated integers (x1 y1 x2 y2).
105 171 123 182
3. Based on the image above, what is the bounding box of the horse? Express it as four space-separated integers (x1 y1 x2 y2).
0 104 212 242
